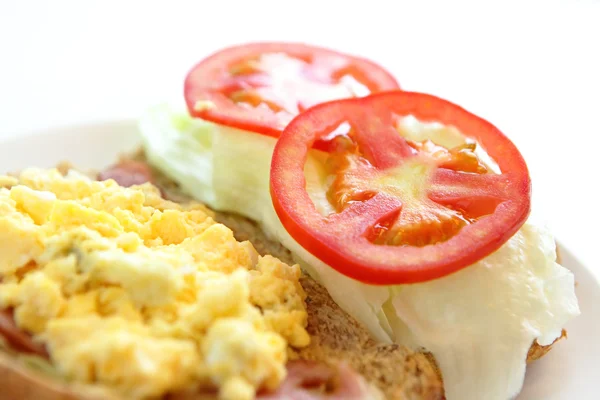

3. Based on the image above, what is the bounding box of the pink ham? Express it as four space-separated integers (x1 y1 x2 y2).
0 309 48 358
257 360 374 400
97 160 154 187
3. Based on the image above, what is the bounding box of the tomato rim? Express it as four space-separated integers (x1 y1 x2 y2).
270 91 531 285
184 42 400 139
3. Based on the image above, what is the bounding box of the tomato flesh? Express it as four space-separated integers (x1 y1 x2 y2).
326 135 487 247
270 91 531 285
184 42 400 139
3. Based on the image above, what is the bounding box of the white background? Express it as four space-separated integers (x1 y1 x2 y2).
1 0 599 274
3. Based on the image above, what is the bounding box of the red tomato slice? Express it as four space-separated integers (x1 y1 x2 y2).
184 42 399 139
270 91 531 285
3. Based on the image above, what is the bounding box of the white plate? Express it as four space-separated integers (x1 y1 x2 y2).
1 121 598 400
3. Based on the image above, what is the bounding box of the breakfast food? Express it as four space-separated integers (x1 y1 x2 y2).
0 41 580 400
0 168 313 399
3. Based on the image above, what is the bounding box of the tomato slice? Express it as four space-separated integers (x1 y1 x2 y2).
270 91 531 285
184 42 399 140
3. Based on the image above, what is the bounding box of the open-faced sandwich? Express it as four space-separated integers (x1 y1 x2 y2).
0 42 580 400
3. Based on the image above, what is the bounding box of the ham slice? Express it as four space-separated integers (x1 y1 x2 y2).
97 160 155 187
168 361 376 399
0 310 47 358
257 360 375 400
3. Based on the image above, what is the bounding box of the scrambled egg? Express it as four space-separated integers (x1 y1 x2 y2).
0 168 310 400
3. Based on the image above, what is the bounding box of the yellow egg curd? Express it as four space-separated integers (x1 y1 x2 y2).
0 168 310 400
